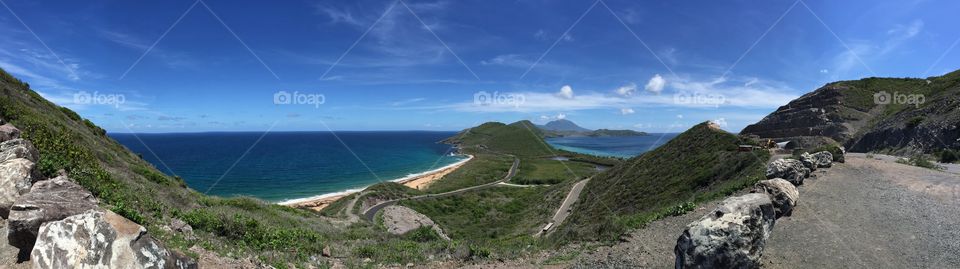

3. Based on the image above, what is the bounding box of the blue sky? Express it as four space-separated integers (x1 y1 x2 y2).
0 0 958 133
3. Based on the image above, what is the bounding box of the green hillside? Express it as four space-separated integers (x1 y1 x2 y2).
554 122 770 242
0 69 460 267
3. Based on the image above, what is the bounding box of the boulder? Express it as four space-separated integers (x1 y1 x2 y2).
31 209 197 269
752 178 799 218
0 158 37 218
835 146 846 163
675 193 777 269
168 218 196 241
765 158 808 186
0 138 40 163
798 152 818 172
812 151 834 168
381 205 450 241
0 124 19 143
7 175 99 249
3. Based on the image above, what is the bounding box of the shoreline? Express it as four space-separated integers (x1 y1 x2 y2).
279 154 474 210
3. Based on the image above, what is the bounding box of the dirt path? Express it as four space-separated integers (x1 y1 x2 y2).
362 156 520 222
572 154 960 268
763 154 960 268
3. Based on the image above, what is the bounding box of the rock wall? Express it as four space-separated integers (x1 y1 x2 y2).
0 120 196 268
675 150 839 268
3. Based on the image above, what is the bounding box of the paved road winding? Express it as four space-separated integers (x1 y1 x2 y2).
362 156 520 222
536 178 590 237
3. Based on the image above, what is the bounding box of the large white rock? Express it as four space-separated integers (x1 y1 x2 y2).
0 124 19 143
765 158 808 186
798 152 818 172
752 178 799 218
7 175 99 249
0 138 40 163
675 193 777 269
0 158 37 218
31 209 197 269
812 151 834 168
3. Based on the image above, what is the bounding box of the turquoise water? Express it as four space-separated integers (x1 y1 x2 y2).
110 131 465 202
546 133 680 158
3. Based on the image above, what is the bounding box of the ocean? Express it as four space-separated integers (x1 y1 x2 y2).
110 131 466 203
546 133 680 158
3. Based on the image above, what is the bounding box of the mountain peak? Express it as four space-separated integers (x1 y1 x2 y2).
540 119 591 132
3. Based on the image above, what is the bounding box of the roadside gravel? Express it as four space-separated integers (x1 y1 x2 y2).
572 154 960 268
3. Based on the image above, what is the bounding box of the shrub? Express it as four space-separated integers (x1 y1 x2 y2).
939 149 959 164
896 155 945 170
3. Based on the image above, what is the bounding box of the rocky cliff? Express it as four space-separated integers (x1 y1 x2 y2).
742 70 960 154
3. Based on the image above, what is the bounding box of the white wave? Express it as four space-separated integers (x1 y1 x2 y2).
275 154 473 205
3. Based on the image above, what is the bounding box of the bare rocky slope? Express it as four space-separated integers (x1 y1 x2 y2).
742 69 960 154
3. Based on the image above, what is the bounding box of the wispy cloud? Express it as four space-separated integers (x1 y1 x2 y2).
421 74 797 113
391 97 426 106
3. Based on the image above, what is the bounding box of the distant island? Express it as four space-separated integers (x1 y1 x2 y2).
537 119 648 138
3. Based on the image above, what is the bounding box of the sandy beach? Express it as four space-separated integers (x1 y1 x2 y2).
282 155 474 211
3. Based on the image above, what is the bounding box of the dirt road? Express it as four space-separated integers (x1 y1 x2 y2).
573 154 960 268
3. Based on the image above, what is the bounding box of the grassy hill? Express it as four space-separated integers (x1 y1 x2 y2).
554 122 770 242
0 68 465 267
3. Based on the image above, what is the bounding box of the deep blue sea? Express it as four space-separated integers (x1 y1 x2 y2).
546 133 680 158
110 131 465 203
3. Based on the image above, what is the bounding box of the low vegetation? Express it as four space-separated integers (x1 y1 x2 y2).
896 155 945 170
554 122 770 242
0 68 472 267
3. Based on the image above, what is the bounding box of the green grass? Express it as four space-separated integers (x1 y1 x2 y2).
0 67 478 267
512 158 596 185
423 153 513 194
400 182 572 259
554 122 770 242
896 155 945 170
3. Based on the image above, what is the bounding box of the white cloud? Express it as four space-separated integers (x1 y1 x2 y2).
391 97 425 106
828 19 923 77
557 85 574 99
480 54 531 67
615 83 637 97
422 75 797 113
645 74 666 94
819 69 829 74
620 108 635 115
711 118 728 128
556 113 567 120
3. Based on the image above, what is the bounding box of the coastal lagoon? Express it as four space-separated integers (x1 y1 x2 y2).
111 131 465 202
546 133 680 158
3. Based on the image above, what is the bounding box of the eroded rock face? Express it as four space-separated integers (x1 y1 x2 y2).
0 158 37 218
7 175 99 249
32 209 197 269
675 193 777 269
766 159 808 186
0 124 20 143
752 178 799 218
381 205 450 241
0 138 40 164
812 151 834 168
